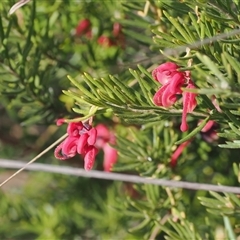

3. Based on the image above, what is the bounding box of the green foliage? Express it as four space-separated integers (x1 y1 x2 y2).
65 66 188 125
199 191 240 216
2 0 240 239
157 218 202 240
114 124 177 173
0 173 133 239
0 0 126 125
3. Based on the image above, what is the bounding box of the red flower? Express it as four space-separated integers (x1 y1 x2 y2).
67 121 83 136
152 62 198 132
152 62 183 85
55 137 78 160
153 73 185 107
152 63 185 107
75 19 92 38
54 120 98 171
97 35 115 47
95 124 118 172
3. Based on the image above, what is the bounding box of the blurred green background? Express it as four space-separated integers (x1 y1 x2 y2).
1 0 240 239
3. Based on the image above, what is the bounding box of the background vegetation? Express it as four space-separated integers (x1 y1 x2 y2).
1 0 240 239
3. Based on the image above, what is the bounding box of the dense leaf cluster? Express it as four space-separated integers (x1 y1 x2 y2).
1 0 240 239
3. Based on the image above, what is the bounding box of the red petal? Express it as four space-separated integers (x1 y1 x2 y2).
56 118 65 126
67 122 83 136
61 137 78 157
161 86 177 107
87 128 97 145
54 142 68 160
152 62 179 83
168 73 185 94
95 124 110 139
84 146 98 171
153 84 169 106
77 133 89 154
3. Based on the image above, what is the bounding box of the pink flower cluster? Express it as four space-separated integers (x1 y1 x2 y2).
54 120 118 172
152 62 197 132
54 120 98 171
97 22 125 48
75 19 124 48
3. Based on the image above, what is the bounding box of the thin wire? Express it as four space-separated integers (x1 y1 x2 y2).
163 28 240 57
0 159 239 194
121 28 240 67
0 134 68 187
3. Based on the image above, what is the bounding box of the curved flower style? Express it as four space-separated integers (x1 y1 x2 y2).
54 120 98 171
95 124 118 172
180 81 197 132
152 62 198 132
170 140 192 168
